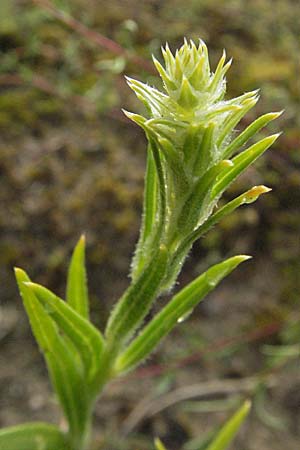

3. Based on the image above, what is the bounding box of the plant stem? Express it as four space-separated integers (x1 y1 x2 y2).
69 408 92 450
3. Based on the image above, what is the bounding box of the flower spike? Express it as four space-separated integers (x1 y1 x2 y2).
127 39 280 287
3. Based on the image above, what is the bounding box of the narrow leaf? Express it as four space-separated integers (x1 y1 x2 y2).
154 437 168 450
149 137 167 228
223 111 283 158
131 148 159 280
66 235 89 319
212 134 280 199
0 422 70 450
15 269 88 436
163 185 271 289
158 137 189 196
217 96 258 147
206 400 251 450
115 256 249 373
193 122 216 176
177 160 233 235
25 282 104 381
208 50 226 94
142 148 159 244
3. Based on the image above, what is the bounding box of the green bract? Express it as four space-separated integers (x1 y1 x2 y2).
126 39 280 289
1 39 281 450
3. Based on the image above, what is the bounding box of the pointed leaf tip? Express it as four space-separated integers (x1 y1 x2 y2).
263 132 282 146
248 185 272 196
272 131 282 140
124 75 133 83
206 399 251 450
271 110 284 119
66 235 90 318
154 437 168 450
236 254 252 262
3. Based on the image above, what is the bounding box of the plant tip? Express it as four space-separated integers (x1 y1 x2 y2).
273 110 284 118
268 132 282 142
239 254 252 261
243 399 252 411
250 185 272 195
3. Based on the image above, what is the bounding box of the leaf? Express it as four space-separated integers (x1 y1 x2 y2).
193 122 215 176
158 136 189 196
141 148 159 245
149 137 167 230
25 282 104 382
0 422 70 450
15 269 88 437
125 76 174 118
216 94 259 148
205 400 251 450
115 256 249 373
163 184 270 290
66 235 89 319
131 148 159 280
211 133 280 199
177 160 233 236
223 111 283 159
105 245 168 350
154 437 168 450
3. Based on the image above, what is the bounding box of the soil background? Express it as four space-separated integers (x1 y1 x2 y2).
1 1 300 449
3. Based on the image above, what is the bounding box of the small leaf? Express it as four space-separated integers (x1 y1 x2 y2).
15 269 88 436
25 282 104 381
115 256 249 373
66 235 89 319
154 437 168 450
206 400 251 450
177 76 199 108
217 95 259 147
158 137 189 195
177 160 233 236
125 76 173 118
149 137 167 225
0 422 70 450
208 50 229 95
211 133 280 199
142 148 159 244
164 184 271 288
131 148 159 280
223 111 283 158
193 122 216 176
152 55 177 91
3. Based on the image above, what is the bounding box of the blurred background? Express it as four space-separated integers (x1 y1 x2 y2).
0 1 299 449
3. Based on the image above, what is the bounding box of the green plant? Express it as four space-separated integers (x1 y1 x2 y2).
0 39 280 450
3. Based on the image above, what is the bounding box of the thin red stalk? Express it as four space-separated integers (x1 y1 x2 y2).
32 0 155 73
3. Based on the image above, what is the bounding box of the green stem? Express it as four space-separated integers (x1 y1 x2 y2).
105 245 168 349
68 406 93 450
